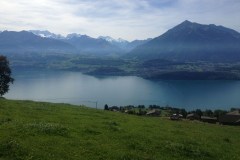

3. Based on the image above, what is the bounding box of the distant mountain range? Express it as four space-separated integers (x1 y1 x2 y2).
127 20 240 62
0 30 150 56
29 30 152 53
1 20 240 62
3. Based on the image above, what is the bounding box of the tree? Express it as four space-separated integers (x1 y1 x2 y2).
230 108 239 112
104 104 109 110
195 109 203 117
179 108 187 118
138 105 145 109
0 56 14 97
203 109 213 117
214 110 227 119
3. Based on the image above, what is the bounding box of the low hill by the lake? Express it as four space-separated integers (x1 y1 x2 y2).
127 20 240 62
0 99 239 160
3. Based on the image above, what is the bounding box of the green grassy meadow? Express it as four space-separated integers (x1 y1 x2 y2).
0 99 240 160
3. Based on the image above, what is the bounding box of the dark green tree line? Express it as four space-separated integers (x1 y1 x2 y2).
0 55 14 97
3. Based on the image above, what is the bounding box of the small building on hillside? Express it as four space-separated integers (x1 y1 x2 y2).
201 116 217 124
219 110 240 125
124 110 129 113
170 114 183 120
146 109 160 116
186 113 200 120
108 106 119 112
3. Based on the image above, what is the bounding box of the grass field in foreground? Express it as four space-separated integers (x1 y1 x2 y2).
0 99 240 160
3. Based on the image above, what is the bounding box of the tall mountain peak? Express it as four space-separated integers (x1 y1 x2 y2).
181 20 192 25
173 20 200 30
127 21 240 62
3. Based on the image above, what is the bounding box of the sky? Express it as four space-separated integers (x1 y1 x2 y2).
0 0 240 41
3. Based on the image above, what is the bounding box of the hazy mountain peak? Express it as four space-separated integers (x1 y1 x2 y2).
98 36 115 42
66 33 83 39
181 20 192 24
98 36 152 52
98 36 129 43
29 30 64 39
171 21 240 37
174 20 200 29
117 38 128 43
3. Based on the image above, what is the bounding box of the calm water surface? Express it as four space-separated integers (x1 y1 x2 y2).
5 70 240 110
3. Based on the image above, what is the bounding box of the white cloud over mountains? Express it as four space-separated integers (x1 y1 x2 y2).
0 0 240 40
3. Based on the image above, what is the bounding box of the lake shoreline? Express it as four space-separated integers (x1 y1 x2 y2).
6 69 240 110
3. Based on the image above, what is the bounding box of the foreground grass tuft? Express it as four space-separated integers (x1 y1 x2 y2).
0 138 31 160
25 122 69 136
0 99 240 160
0 117 12 125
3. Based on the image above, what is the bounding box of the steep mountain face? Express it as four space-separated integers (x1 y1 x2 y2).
29 30 65 39
127 20 240 62
0 31 75 54
64 35 123 56
66 33 83 39
126 38 152 51
99 36 152 52
98 36 129 51
98 36 128 44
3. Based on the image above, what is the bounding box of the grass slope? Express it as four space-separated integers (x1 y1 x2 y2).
0 99 240 160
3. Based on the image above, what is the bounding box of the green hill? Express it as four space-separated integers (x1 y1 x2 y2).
0 99 239 160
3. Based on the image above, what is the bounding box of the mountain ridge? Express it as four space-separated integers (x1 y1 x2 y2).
1 21 240 61
0 30 150 56
0 30 75 54
29 30 152 52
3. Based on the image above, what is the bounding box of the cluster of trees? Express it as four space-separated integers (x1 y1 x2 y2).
0 55 14 97
104 104 147 115
188 108 239 119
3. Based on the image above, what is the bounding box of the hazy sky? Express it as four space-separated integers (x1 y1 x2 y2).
0 0 240 41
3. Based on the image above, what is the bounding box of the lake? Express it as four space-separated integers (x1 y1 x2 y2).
5 69 240 110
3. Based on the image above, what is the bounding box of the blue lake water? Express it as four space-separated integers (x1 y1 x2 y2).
5 70 240 110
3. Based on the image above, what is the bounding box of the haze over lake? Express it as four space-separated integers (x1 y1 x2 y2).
5 70 240 110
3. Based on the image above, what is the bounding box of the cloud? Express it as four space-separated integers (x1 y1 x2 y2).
0 0 240 41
